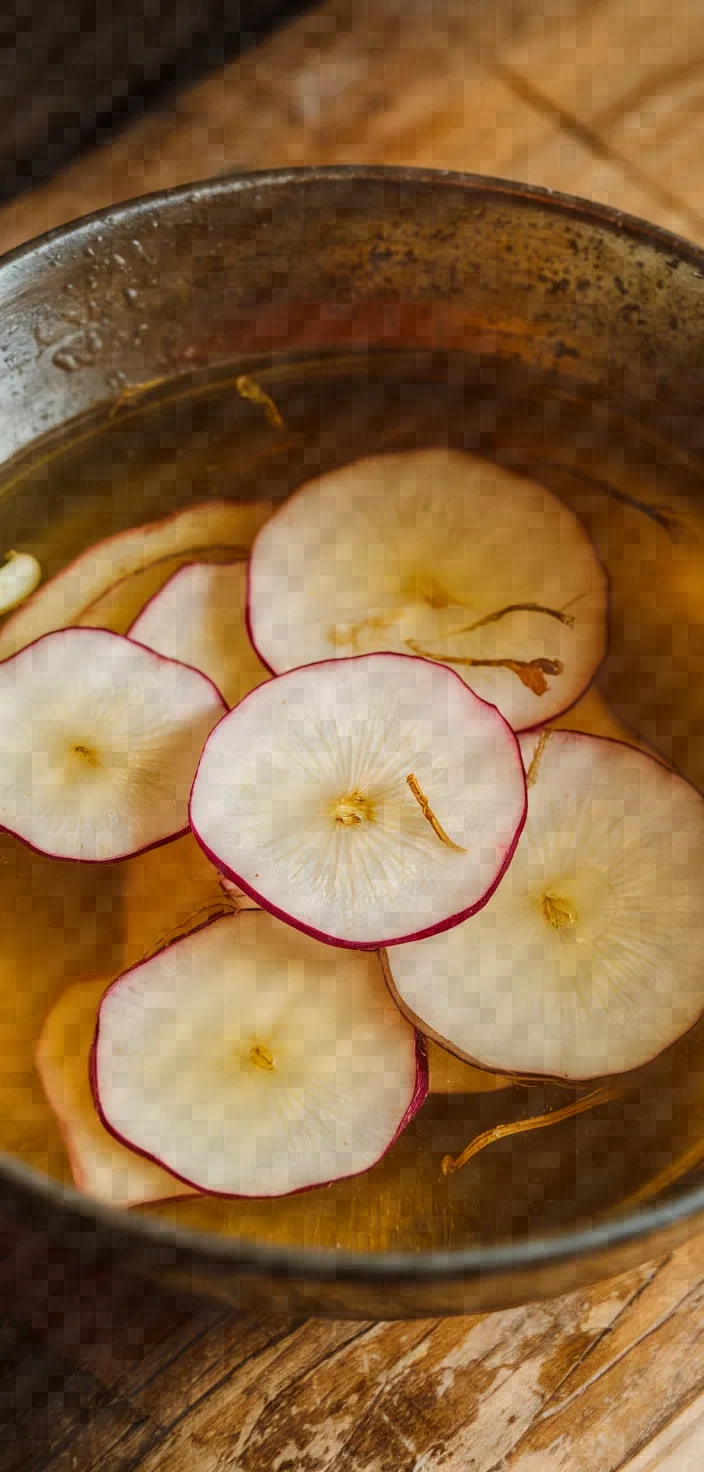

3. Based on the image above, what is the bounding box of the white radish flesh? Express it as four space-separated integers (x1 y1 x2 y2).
36 977 195 1207
247 449 608 731
93 910 426 1197
384 731 704 1080
426 690 647 1093
190 652 527 948
0 551 41 614
0 499 274 657
0 627 226 862
128 695 629 995
129 561 270 707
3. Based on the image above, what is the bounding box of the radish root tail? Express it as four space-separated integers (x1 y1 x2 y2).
435 602 576 639
526 728 553 788
406 774 467 852
406 642 563 696
441 1085 624 1177
235 375 284 430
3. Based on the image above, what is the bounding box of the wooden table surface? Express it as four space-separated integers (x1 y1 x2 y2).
3 1 704 1466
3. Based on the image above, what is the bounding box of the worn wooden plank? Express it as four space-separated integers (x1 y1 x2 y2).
0 0 546 257
0 0 696 262
500 0 701 131
497 0 704 232
35 1318 374 1472
496 1281 704 1470
617 1396 704 1472
13 1241 700 1471
0 1223 228 1472
102 1266 655 1471
527 1233 704 1420
606 65 704 226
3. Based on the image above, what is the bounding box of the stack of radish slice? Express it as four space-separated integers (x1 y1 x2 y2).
10 450 704 1209
0 499 274 654
129 561 270 708
37 976 197 1208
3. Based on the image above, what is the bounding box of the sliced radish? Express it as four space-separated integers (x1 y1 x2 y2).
384 731 704 1080
0 499 274 657
426 1039 509 1093
76 546 244 635
247 449 608 731
129 561 270 708
123 692 631 975
0 627 226 862
92 910 426 1197
190 652 527 948
36 976 196 1207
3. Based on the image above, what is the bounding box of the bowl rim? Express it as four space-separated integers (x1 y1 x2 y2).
2 162 704 1284
2 162 704 275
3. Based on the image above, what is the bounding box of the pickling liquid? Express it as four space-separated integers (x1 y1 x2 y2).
1 346 703 1253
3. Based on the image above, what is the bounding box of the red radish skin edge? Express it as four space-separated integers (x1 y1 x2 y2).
0 627 228 864
1 816 195 870
89 917 429 1200
0 499 243 644
384 730 704 1084
54 1137 193 1211
188 651 528 950
124 558 244 646
519 580 611 736
35 993 197 1209
243 570 277 677
81 548 249 629
243 464 612 732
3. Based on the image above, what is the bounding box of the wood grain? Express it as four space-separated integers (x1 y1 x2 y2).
3 1226 704 1470
1 0 701 258
2 0 704 1464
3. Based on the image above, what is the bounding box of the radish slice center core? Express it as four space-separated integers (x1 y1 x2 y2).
542 892 577 933
333 790 375 826
249 1044 276 1071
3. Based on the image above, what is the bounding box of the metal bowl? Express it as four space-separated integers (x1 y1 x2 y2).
1 166 703 1319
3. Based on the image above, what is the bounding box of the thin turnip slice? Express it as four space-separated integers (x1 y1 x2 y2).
0 627 226 862
0 499 274 657
190 652 527 948
384 731 704 1081
129 561 270 707
247 449 608 731
36 977 196 1207
92 910 427 1197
